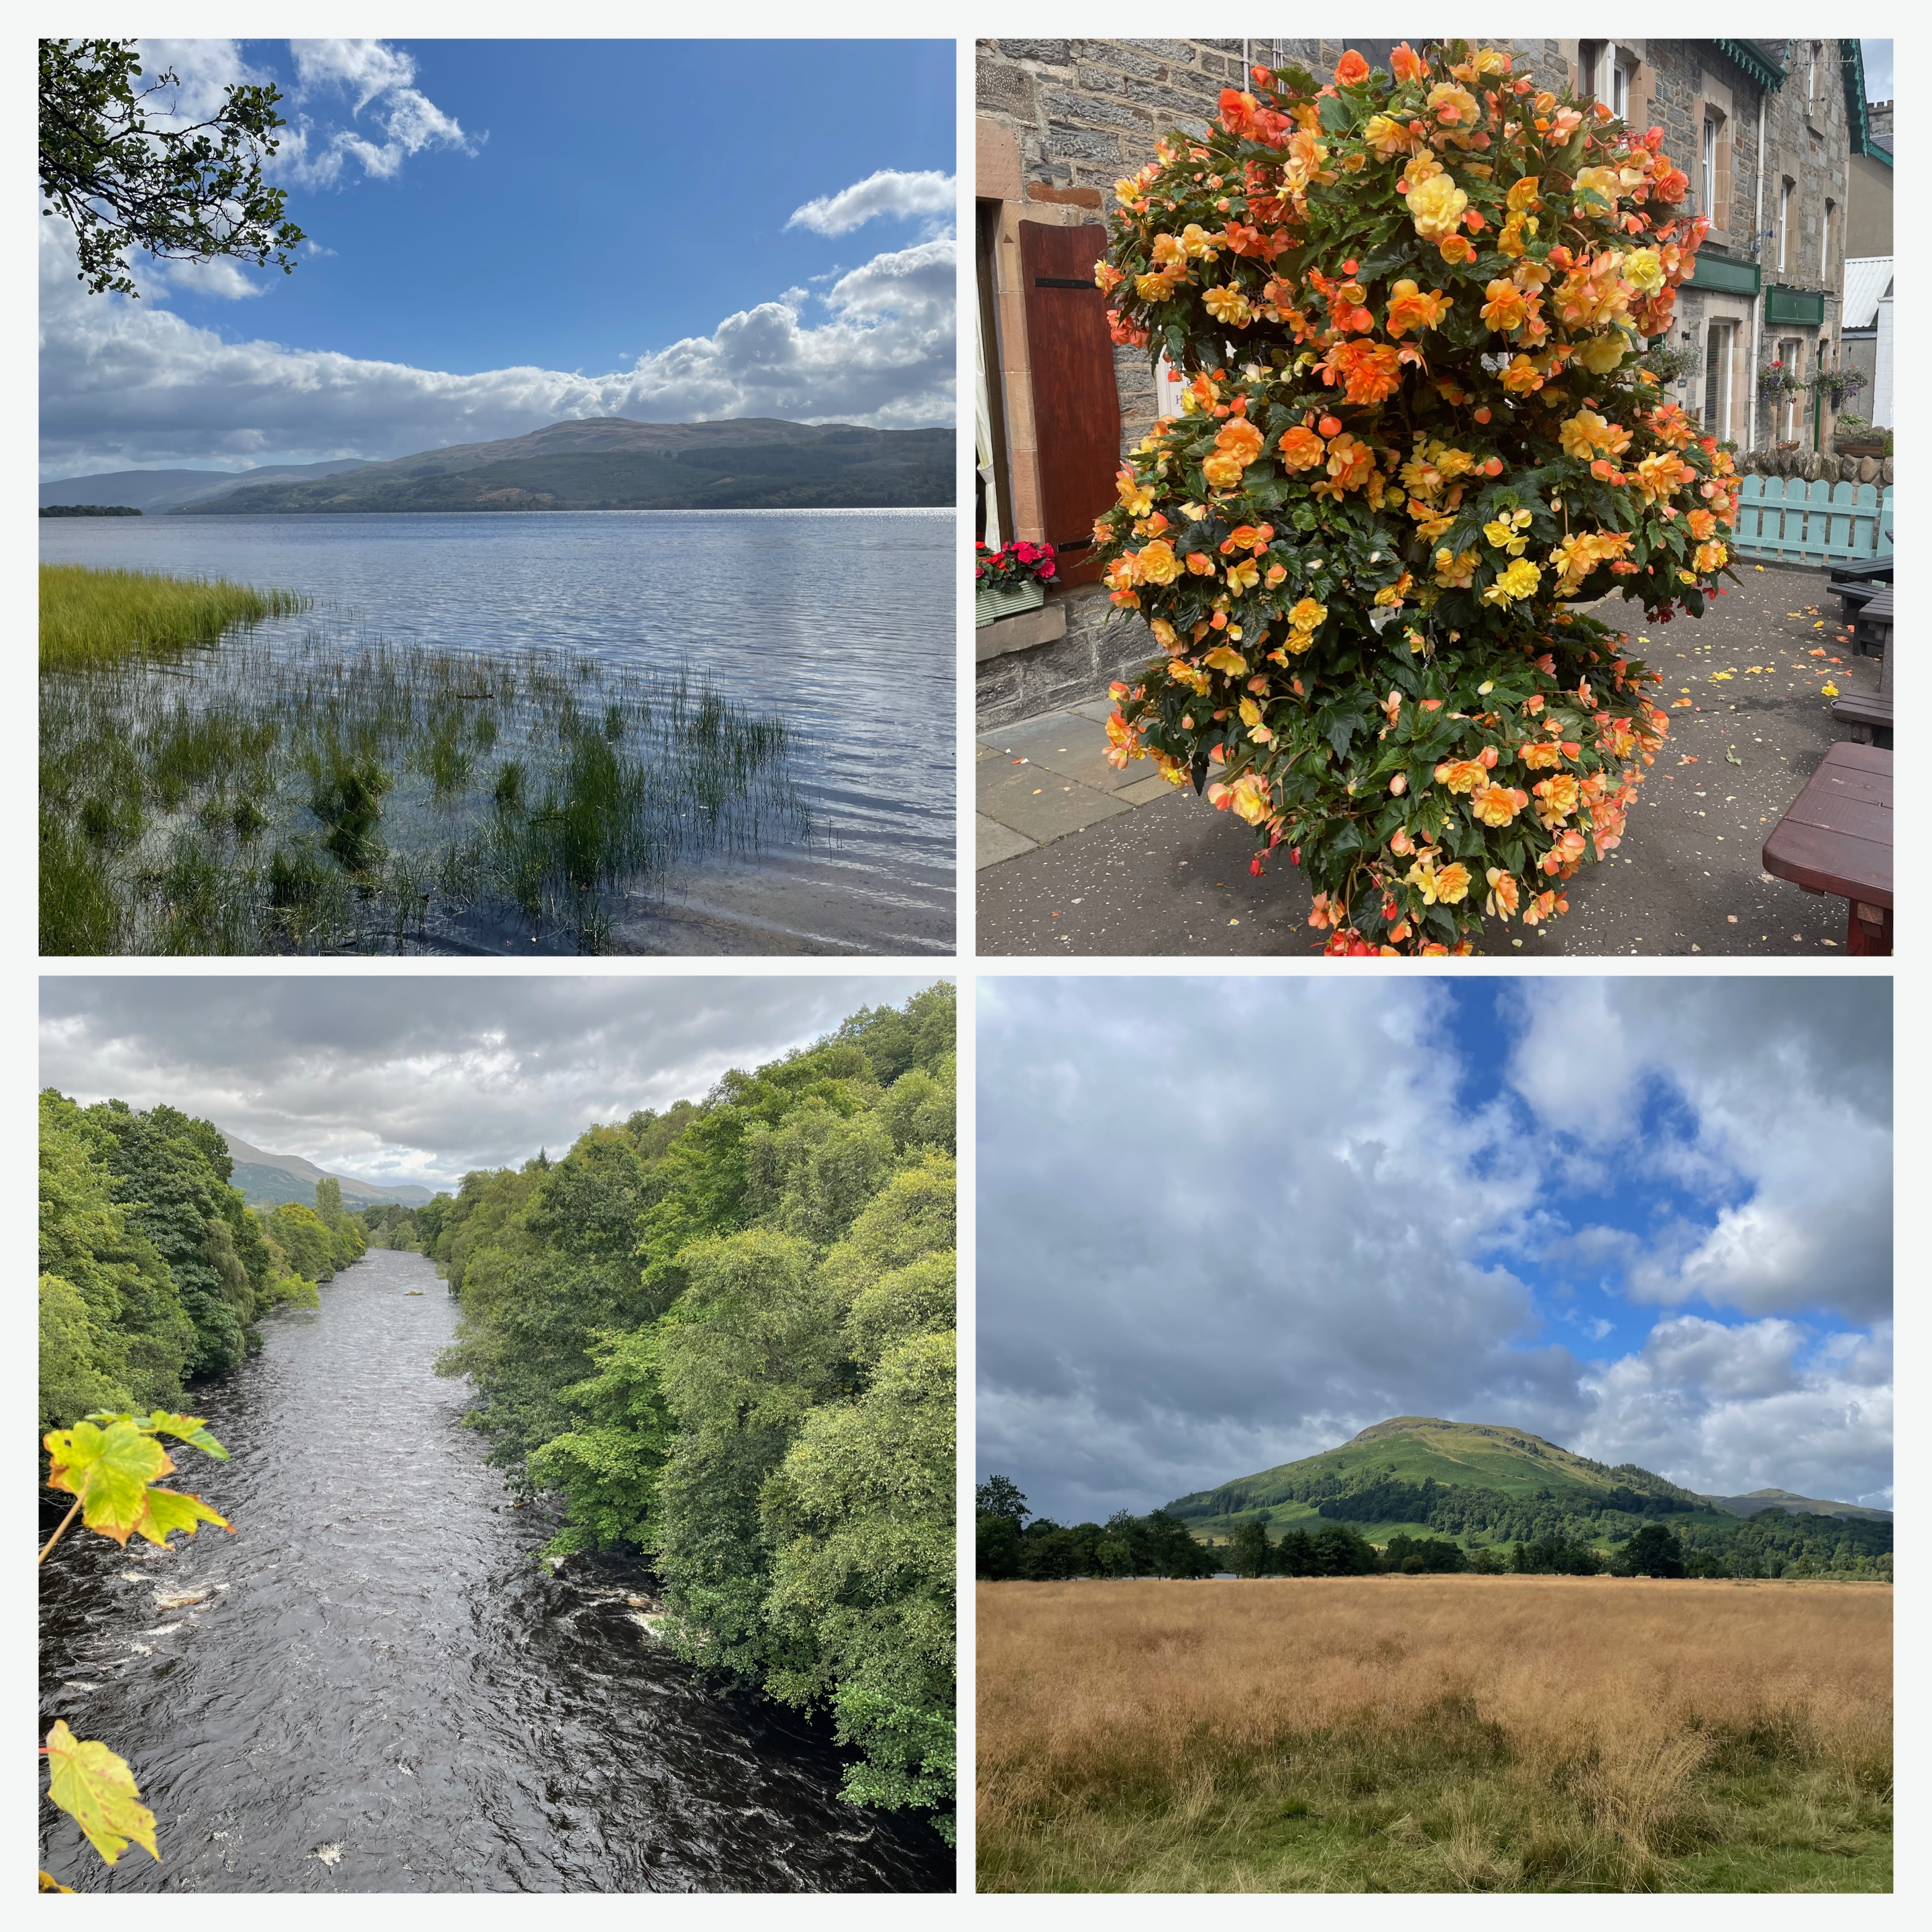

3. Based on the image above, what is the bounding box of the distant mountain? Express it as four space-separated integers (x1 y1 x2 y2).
168 417 953 515
1704 1488 1892 1523
40 458 372 516
221 1130 435 1211
1168 1416 1884 1536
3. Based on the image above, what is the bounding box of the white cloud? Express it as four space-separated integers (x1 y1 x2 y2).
39 221 955 472
278 38 477 188
788 169 956 235
1503 979 1890 1321
159 258 267 300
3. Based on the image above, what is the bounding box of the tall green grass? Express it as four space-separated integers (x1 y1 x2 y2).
40 630 809 955
40 564 310 670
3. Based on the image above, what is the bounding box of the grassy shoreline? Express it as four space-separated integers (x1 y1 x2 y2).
40 563 309 671
977 1577 1892 1893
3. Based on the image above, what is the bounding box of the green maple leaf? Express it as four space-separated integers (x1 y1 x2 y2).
44 1416 231 1548
44 1721 159 1865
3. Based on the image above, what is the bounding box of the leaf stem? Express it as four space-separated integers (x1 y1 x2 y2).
39 1497 83 1566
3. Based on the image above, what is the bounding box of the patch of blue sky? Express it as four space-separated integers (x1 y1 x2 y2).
161 39 957 375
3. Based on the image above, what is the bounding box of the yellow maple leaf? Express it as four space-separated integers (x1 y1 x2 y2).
44 1721 158 1866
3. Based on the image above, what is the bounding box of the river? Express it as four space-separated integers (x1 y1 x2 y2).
38 508 955 955
36 1247 953 1892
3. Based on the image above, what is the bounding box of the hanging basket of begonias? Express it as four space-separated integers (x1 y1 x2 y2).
1087 40 1740 954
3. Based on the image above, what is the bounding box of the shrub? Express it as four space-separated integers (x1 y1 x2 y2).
1089 40 1740 953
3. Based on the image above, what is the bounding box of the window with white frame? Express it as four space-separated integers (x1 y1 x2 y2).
1702 113 1719 219
1778 179 1793 272
1780 335 1801 440
1578 42 1633 117
1822 198 1835 278
1702 321 1734 440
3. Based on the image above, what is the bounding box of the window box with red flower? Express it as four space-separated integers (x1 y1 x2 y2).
975 540 1059 627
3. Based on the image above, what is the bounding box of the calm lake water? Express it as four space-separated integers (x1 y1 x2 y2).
39 510 955 955
37 1248 953 1893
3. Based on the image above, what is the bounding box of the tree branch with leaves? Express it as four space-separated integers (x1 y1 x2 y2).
39 38 306 298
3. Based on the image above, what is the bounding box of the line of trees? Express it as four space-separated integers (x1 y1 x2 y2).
411 985 958 1841
38 1091 366 1442
976 1480 1890 1585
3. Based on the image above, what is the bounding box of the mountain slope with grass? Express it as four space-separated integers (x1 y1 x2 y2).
170 418 953 514
1166 1415 1890 1574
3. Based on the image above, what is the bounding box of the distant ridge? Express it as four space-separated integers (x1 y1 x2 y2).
1168 1415 1888 1529
221 1130 435 1211
166 416 953 515
40 458 372 516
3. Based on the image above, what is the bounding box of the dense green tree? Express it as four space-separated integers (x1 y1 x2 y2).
1228 1515 1273 1579
40 38 305 298
1615 1522 1688 1578
977 1474 1030 1525
431 986 957 1839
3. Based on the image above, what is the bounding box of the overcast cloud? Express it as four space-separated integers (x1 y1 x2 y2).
42 975 945 1189
977 978 1892 1522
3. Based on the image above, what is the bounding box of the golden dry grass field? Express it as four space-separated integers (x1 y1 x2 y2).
976 1576 1892 1892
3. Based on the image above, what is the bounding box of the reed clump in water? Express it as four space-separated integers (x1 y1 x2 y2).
976 1577 1892 1893
40 564 309 671
40 633 809 955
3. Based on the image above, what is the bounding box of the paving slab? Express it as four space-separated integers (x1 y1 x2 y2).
975 761 1135 843
976 813 1038 869
977 711 1144 794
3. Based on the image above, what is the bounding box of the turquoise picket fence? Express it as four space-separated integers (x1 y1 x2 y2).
1729 477 1893 566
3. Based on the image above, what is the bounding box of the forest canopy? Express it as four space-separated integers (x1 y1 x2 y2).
421 983 958 1839
38 1089 366 1442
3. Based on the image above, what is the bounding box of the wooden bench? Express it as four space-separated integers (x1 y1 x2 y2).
1832 630 1893 748
1762 742 1892 954
1829 554 1894 586
1849 584 1892 659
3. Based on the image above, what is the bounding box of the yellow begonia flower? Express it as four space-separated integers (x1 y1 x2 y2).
1481 557 1542 606
1405 172 1468 241
1621 248 1664 292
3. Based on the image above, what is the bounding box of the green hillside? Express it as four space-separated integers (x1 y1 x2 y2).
171 417 953 515
1161 1415 1890 1576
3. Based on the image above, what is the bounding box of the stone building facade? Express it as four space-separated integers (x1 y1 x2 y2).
975 39 1880 727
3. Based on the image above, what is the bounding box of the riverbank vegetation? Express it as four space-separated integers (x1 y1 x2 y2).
41 629 807 955
38 1090 366 1441
419 984 957 1840
40 564 307 672
977 1578 1892 1892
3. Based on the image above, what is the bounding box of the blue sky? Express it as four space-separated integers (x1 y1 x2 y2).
42 38 957 476
977 977 1892 1521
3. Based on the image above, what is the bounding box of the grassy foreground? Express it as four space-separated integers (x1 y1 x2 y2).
977 1578 1891 1893
40 564 308 670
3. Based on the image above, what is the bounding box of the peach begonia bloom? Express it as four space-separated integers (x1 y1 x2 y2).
1517 739 1566 770
1438 233 1477 265
1150 233 1187 268
1364 113 1421 159
1289 597 1329 633
1407 859 1472 905
1632 450 1693 502
1501 354 1545 392
1574 333 1627 374
1686 508 1717 541
1201 645 1247 677
1480 279 1529 332
1532 773 1580 825
1390 42 1428 83
1227 772 1275 824
1278 425 1326 470
1574 165 1621 211
1405 172 1468 241
1433 757 1489 794
1149 616 1181 651
1695 540 1728 574
1320 432 1379 491
1484 867 1521 918
1622 247 1664 292
1179 223 1221 260
1203 284 1254 327
1505 174 1542 211
1226 557 1260 596
1322 341 1403 405
1116 468 1153 515
1134 540 1181 586
1559 409 1632 461
1384 278 1453 336
1427 83 1480 126
1334 50 1371 85
1201 416 1267 489
1468 780 1529 827
1481 557 1542 605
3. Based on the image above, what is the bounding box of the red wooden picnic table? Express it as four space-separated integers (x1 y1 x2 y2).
1761 742 1892 954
